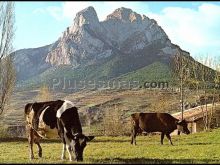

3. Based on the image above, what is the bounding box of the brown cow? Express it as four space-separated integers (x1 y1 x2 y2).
130 112 190 145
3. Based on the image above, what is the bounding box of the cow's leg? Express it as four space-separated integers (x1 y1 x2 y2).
33 134 42 158
161 133 165 145
165 133 173 145
66 143 74 161
63 130 74 161
61 143 66 160
131 126 138 145
133 130 137 145
131 126 135 145
35 142 42 158
57 119 67 160
28 128 34 160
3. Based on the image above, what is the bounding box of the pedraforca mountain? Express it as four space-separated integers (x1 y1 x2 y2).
13 6 189 82
45 6 185 66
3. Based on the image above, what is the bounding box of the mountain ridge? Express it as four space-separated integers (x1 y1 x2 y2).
13 6 197 90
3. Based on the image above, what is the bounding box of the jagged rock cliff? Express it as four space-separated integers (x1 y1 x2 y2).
45 7 182 66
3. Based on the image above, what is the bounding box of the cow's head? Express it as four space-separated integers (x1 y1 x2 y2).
72 133 95 161
176 119 190 135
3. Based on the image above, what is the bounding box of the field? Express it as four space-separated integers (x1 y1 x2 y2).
0 129 220 164
0 88 188 130
1 87 220 164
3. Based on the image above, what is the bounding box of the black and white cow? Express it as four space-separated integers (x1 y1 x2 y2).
24 100 94 161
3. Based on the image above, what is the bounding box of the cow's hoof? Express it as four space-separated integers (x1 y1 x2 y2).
61 156 66 160
38 152 42 158
77 160 83 162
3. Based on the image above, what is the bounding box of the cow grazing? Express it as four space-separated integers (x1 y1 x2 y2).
24 100 95 161
130 112 190 145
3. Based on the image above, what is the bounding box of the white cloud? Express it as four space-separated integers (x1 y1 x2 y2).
33 6 63 21
46 6 63 21
33 8 46 15
146 3 220 57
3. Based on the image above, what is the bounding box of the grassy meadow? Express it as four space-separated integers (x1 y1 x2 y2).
0 129 220 164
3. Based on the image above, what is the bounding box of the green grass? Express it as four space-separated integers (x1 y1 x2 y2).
1 129 220 164
115 62 173 85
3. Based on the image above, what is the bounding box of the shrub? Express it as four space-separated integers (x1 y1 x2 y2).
101 105 130 136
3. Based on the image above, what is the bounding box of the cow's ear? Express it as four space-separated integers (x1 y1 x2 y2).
176 120 181 125
181 119 190 123
85 136 95 142
185 120 191 124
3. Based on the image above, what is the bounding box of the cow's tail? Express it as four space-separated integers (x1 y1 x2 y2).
24 103 33 116
130 114 135 125
130 113 140 126
130 113 143 133
24 103 35 128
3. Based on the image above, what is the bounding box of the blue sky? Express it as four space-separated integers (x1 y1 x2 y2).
15 1 220 61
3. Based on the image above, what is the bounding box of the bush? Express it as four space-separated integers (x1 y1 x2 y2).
0 125 9 138
101 106 130 136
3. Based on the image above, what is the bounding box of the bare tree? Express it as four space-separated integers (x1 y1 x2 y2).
102 104 129 136
210 60 220 129
195 56 218 131
0 2 15 115
198 57 210 130
171 51 191 120
172 50 219 131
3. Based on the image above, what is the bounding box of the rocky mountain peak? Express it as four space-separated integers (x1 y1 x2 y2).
106 7 142 23
73 6 99 28
45 6 173 66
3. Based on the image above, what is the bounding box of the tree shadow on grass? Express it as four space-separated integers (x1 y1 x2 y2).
88 158 219 164
175 142 220 146
1 138 219 146
93 139 131 143
186 142 215 145
0 137 27 142
0 137 61 143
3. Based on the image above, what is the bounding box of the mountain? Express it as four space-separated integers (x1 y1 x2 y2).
14 6 195 90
